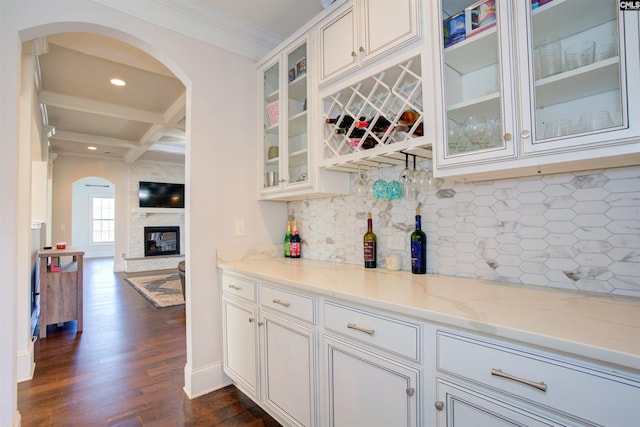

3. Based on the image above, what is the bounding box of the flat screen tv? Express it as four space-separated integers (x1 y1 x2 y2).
138 181 185 209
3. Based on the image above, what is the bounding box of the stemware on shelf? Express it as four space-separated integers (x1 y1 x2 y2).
463 115 488 145
579 111 614 132
537 37 562 78
564 40 595 71
544 119 573 139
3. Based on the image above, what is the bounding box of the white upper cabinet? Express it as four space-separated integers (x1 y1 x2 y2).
517 0 640 153
319 0 421 84
257 34 350 201
432 0 640 180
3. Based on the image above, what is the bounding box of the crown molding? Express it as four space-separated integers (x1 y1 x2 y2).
92 0 283 60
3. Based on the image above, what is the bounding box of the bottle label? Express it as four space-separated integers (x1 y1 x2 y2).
284 243 291 257
411 242 424 270
364 242 376 262
290 242 301 257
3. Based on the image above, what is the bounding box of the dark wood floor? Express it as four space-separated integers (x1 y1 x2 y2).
18 257 281 427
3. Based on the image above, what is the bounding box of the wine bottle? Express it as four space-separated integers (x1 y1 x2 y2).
399 110 424 137
326 115 365 128
410 207 427 274
356 116 392 132
290 220 301 258
363 212 377 268
284 220 292 258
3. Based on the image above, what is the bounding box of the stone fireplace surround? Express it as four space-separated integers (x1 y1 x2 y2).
124 215 184 272
124 162 185 273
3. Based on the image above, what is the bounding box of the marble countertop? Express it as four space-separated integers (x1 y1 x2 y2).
217 254 640 372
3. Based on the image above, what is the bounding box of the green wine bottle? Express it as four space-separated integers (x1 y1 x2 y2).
411 207 427 274
363 212 377 268
284 220 292 258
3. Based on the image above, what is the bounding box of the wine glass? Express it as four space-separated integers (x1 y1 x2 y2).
371 164 388 200
399 153 414 199
354 165 369 198
463 115 488 145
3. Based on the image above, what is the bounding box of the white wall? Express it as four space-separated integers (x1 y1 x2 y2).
0 2 287 425
51 156 129 271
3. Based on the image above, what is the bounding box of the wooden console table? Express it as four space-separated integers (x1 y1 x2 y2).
38 247 84 338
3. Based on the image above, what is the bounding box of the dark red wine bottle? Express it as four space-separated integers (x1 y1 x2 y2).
290 220 301 258
363 212 377 268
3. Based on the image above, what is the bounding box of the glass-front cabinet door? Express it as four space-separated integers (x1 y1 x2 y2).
518 0 639 154
437 0 517 168
259 37 311 197
435 0 639 175
262 59 281 191
286 42 309 187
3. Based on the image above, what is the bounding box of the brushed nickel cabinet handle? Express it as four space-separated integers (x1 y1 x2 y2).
272 299 291 308
435 401 444 411
248 318 255 323
406 387 415 397
347 323 375 336
258 321 264 327
228 284 242 290
491 368 547 392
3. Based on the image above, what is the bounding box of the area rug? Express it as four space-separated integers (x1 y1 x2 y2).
124 273 184 308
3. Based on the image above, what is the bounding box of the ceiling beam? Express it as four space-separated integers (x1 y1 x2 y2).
38 90 166 124
51 130 138 148
124 93 187 163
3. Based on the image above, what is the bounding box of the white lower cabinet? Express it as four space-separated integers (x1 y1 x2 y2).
436 379 560 427
433 329 640 427
261 311 317 427
323 300 422 427
220 270 640 427
221 296 259 398
221 272 319 427
324 336 420 427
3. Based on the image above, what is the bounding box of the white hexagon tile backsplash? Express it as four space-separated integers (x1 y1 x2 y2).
288 164 640 298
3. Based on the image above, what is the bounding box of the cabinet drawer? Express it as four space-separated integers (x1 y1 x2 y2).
221 273 256 302
437 331 640 426
324 301 420 362
260 284 316 324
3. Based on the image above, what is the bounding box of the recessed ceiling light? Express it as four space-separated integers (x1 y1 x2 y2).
110 78 126 87
88 146 97 150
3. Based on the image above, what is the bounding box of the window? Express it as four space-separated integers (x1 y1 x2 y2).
92 197 114 243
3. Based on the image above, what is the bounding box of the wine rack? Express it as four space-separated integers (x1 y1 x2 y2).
320 55 432 172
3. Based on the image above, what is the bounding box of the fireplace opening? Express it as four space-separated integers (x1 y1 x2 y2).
144 226 180 257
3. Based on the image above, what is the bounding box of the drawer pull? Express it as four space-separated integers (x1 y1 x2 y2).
406 387 415 397
272 299 291 308
228 284 242 291
347 323 375 336
248 317 255 323
491 368 547 392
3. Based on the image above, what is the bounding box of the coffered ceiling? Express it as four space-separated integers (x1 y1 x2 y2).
29 0 328 164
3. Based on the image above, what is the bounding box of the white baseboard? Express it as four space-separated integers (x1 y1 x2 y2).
16 337 35 382
183 361 231 399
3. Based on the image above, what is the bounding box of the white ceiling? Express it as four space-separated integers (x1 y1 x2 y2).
29 0 331 164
